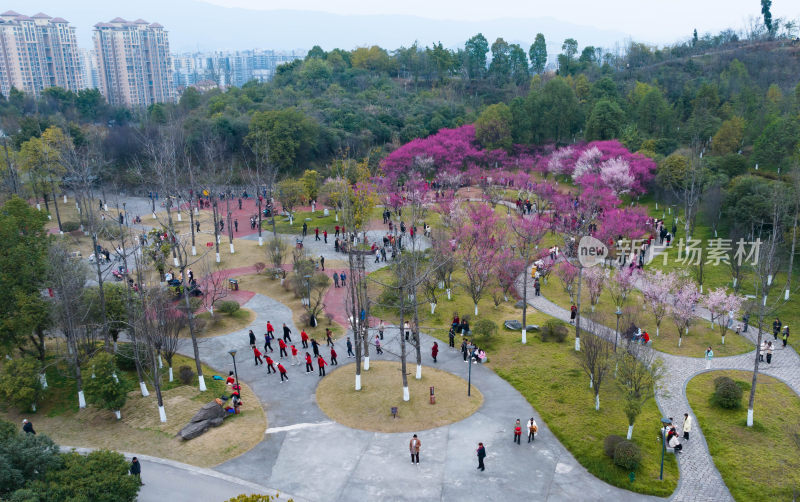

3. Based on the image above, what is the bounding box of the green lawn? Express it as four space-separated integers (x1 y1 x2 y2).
686 370 800 502
370 267 678 496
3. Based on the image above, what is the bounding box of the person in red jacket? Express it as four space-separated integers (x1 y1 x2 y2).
431 341 439 363
226 371 235 385
252 346 264 366
265 354 276 373
290 345 300 365
330 346 338 365
278 338 287 358
277 362 288 382
266 321 274 337
305 352 314 374
317 355 328 376
300 330 309 349
513 419 522 445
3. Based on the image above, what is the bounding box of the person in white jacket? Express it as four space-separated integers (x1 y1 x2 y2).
527 418 538 443
682 413 692 441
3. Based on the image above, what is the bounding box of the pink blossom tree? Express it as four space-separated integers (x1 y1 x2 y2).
640 270 676 337
546 146 576 177
572 146 603 180
583 266 605 312
670 281 701 347
453 203 503 316
492 250 525 306
607 267 639 310
599 158 635 195
555 260 579 303
703 288 745 344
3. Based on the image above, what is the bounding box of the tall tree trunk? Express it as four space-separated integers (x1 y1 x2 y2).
575 265 583 351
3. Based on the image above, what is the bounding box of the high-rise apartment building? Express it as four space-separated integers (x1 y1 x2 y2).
0 11 82 97
93 18 174 107
79 48 100 90
171 49 304 91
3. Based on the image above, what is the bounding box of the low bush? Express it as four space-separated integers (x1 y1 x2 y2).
61 220 80 232
713 376 736 390
712 379 743 409
218 301 241 315
604 434 625 458
178 365 195 385
472 319 497 338
114 343 148 372
540 319 568 343
613 440 642 471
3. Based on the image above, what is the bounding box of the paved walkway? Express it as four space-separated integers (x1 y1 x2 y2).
516 267 800 502
172 290 661 501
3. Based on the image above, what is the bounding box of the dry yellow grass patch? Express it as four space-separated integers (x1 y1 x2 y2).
181 309 256 338
2 378 266 468
316 361 483 433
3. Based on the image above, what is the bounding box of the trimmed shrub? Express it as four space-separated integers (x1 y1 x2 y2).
472 319 497 338
604 434 625 458
114 343 148 372
218 301 241 315
178 365 195 385
613 440 642 471
540 319 568 343
713 376 736 390
61 220 80 232
712 379 743 409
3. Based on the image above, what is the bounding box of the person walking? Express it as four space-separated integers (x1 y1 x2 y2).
340 271 346 287
448 328 455 348
277 362 288 382
404 321 410 341
290 345 300 365
782 325 790 347
323 229 328 243
431 342 439 363
476 443 486 471
704 346 713 368
767 341 774 364
253 346 264 365
320 255 325 271
326 328 334 347
264 332 274 353
527 418 537 443
22 419 35 435
346 337 354 357
311 338 320 357
305 353 314 374
773 318 782 340
302 222 307 237
317 355 328 376
282 323 292 342
570 304 577 324
759 341 766 362
266 321 275 339
315 227 320 241
248 329 256 348
276 338 287 358
333 272 339 288
742 312 750 333
375 336 383 354
534 278 541 296
461 339 468 361
409 434 421 464
301 330 309 349
330 346 338 365
130 457 142 484
265 354 276 374
682 413 692 441
234 219 239 233
378 320 385 340
513 419 522 444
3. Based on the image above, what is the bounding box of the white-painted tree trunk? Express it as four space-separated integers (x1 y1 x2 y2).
767 274 773 286
192 245 197 256
152 212 157 219
63 195 67 203
112 373 118 383
699 285 703 293
173 256 179 266
194 207 199 215
335 213 339 222
216 252 221 263
355 374 362 391
229 243 235 254
430 303 436 314
177 213 182 222
139 381 149 396
627 424 634 439
678 336 682 347
168 367 173 382
521 328 527 344
258 236 263 246
722 335 725 345
31 403 36 412
733 278 737 288
595 394 600 411
364 356 370 370
198 375 207 392
47 214 51 220
785 289 790 301
158 405 167 423
656 326 659 337
115 410 121 420
474 304 478 316
575 336 580 351
438 281 444 289
416 364 422 379
289 215 293 225
158 355 163 368
747 408 754 426
36 203 41 210
78 390 86 408
446 289 451 300
403 386 410 401
589 374 593 388
40 373 48 389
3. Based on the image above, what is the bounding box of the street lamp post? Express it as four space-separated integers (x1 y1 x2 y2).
228 350 239 391
467 351 472 397
614 306 622 352
659 417 671 480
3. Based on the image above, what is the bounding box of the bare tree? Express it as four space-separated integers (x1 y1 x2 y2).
577 326 612 410
616 341 665 438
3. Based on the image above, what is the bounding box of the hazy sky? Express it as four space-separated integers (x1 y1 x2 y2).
199 0 798 43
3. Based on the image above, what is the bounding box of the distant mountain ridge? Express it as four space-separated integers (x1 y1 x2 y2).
5 0 631 54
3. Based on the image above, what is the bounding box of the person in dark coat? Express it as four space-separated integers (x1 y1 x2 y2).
248 329 256 347
282 323 292 342
431 342 439 363
130 457 142 484
311 338 320 357
22 419 35 434
476 443 486 471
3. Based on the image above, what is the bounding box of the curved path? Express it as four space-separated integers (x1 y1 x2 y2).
516 269 800 502
174 290 659 501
